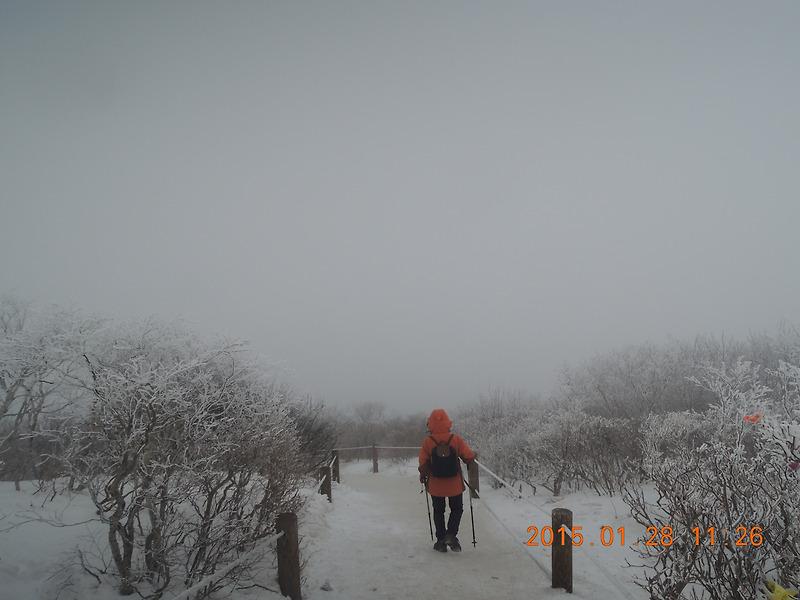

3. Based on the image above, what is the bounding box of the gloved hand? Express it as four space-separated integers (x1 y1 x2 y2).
419 473 428 485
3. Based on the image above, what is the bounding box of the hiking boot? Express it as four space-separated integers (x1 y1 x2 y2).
433 540 448 553
444 533 462 552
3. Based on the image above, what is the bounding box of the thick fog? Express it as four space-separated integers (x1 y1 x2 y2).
2 2 799 412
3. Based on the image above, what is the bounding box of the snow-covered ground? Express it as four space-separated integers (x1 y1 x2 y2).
0 461 651 600
301 460 649 600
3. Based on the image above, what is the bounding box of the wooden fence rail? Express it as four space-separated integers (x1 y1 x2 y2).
276 513 301 600
552 508 573 593
330 445 479 497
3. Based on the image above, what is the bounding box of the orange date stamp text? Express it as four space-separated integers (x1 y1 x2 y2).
525 525 764 547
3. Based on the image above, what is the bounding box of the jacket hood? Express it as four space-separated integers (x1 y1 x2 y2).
427 409 452 434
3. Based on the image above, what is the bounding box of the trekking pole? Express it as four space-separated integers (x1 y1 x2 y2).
468 484 476 547
422 481 434 541
462 469 477 547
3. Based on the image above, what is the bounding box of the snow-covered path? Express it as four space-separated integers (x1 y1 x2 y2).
0 462 644 599
300 461 569 600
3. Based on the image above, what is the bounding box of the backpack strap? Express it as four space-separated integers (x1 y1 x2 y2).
429 434 454 447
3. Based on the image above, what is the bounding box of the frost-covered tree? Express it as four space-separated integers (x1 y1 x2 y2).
455 388 540 486
623 360 800 599
384 411 429 448
0 299 99 488
567 415 641 496
335 401 389 455
457 388 640 496
558 339 720 419
287 393 340 470
56 318 303 598
500 410 639 496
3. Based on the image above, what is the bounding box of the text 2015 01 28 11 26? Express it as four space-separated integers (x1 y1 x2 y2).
525 525 764 547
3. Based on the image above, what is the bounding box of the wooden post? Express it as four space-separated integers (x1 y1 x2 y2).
552 507 573 593
331 450 340 483
319 466 332 503
372 444 378 473
467 461 480 499
276 512 301 600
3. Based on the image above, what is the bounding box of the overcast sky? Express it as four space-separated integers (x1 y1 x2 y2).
2 2 799 413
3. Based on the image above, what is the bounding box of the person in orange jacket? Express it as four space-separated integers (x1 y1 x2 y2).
419 408 475 552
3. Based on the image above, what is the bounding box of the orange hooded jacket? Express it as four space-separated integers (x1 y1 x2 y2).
419 409 475 498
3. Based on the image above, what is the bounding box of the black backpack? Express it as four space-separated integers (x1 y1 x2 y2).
429 434 459 478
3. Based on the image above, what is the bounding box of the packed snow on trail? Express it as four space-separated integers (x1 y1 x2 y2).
299 460 647 600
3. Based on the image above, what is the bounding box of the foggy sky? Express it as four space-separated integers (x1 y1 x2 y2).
2 1 799 413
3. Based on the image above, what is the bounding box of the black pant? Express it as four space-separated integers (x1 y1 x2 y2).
431 493 463 541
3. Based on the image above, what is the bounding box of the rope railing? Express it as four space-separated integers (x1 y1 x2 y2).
473 459 638 600
474 459 550 517
472 459 552 578
331 444 417 475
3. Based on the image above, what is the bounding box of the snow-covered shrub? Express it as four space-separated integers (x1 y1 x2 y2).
639 410 712 465
558 339 719 419
458 391 640 496
55 318 303 598
523 408 584 495
174 372 302 595
455 388 540 489
770 359 800 464
286 393 340 471
516 410 641 496
569 415 641 495
623 360 800 599
336 401 389 451
0 299 101 487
